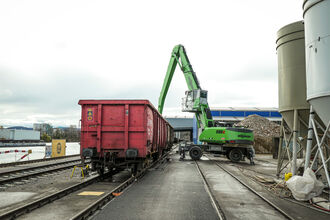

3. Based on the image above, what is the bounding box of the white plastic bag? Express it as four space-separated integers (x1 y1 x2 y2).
286 159 304 173
286 168 324 201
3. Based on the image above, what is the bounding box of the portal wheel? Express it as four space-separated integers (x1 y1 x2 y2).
228 148 243 162
189 146 202 160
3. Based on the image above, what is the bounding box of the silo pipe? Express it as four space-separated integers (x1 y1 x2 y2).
292 110 298 175
304 107 315 171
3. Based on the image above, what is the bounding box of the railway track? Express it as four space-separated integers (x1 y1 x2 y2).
0 174 104 220
71 151 171 220
0 151 171 220
197 156 296 220
0 159 82 186
209 156 330 215
0 154 80 168
195 159 225 220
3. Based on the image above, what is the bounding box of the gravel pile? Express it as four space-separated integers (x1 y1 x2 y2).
234 115 280 154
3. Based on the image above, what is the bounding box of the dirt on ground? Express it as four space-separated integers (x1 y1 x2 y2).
234 115 280 154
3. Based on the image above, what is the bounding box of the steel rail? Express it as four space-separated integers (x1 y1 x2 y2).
70 151 171 220
282 197 330 215
205 156 295 220
195 161 225 220
0 151 171 220
0 162 81 185
0 159 81 177
0 174 105 220
212 157 330 215
0 154 80 168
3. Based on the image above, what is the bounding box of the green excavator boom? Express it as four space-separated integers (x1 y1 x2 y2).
158 44 254 146
158 45 214 129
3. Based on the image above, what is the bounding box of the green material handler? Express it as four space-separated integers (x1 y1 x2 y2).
158 45 255 164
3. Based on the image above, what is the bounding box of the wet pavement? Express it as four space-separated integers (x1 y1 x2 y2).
93 153 219 220
0 192 37 208
1 152 329 220
17 171 131 220
206 154 330 220
0 168 97 215
196 158 286 220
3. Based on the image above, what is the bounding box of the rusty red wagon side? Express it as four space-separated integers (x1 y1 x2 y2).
79 100 173 174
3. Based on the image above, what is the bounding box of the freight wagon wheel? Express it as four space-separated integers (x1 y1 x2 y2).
143 159 150 168
131 165 138 175
152 152 159 161
97 167 104 175
131 162 143 175
189 146 202 160
91 162 97 171
228 149 243 162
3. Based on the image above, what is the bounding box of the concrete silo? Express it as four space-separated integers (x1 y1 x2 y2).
276 21 310 175
303 0 330 187
304 0 330 125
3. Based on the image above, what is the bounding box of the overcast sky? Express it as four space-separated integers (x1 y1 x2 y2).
0 0 304 127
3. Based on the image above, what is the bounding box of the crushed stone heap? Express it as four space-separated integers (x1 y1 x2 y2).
234 115 280 153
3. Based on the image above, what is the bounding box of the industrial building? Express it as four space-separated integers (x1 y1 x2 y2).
0 128 40 142
167 107 281 142
33 123 53 136
0 128 41 147
165 117 193 141
210 107 282 122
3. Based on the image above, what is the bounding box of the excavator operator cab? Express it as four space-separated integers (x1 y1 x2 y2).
182 89 208 112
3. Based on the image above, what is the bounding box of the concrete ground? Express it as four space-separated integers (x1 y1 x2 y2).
1 152 329 220
196 158 286 220
206 154 330 220
93 152 220 220
0 166 96 215
93 153 329 220
18 171 131 220
0 192 37 208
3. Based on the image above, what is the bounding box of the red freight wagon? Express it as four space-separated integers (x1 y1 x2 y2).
79 100 173 174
